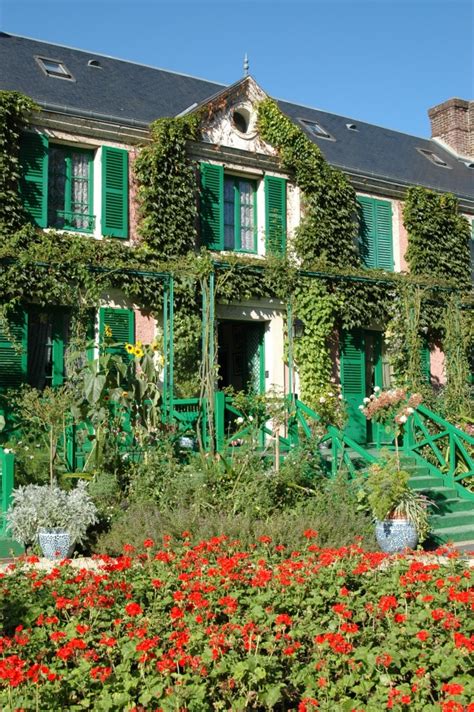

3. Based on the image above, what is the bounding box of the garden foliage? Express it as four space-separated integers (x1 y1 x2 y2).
0 537 472 710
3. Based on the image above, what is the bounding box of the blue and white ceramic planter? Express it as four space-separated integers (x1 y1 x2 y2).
375 519 418 554
38 528 72 560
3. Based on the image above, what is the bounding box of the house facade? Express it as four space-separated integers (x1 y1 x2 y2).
0 32 473 448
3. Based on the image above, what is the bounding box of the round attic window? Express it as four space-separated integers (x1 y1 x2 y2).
233 108 251 134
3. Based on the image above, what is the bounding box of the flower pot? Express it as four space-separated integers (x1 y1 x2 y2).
38 528 73 560
375 519 418 554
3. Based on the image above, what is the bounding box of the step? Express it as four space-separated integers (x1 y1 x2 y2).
430 511 474 530
437 499 474 513
431 524 474 544
416 485 459 501
451 540 474 554
409 475 445 489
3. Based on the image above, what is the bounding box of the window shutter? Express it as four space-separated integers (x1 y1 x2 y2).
357 196 376 268
340 329 367 444
265 176 286 256
101 147 129 239
420 342 431 384
0 311 28 390
374 199 394 271
358 196 394 271
19 132 49 228
200 162 224 249
99 307 135 358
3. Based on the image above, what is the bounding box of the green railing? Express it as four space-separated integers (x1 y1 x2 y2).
291 398 378 477
403 404 474 501
0 449 14 535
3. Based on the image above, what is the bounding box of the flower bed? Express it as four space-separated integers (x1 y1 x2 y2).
0 536 473 711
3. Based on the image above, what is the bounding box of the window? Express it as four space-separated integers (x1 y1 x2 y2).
357 196 394 271
417 148 451 168
48 145 94 232
27 308 69 389
298 118 334 141
35 56 74 80
20 133 129 239
200 162 286 256
224 177 257 252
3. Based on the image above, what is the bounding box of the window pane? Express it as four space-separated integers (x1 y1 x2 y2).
224 178 235 249
71 152 91 229
48 146 67 229
239 180 254 251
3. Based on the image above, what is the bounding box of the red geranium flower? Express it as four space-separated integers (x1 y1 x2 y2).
125 603 143 617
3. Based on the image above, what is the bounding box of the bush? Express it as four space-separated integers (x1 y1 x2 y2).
96 475 375 554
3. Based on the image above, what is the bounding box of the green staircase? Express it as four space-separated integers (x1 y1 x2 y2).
400 456 474 550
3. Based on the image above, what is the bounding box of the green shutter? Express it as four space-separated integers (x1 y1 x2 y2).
19 133 49 228
357 196 376 268
265 175 286 256
357 197 393 271
374 200 394 271
340 329 367 444
101 147 129 238
0 311 28 390
420 342 431 384
86 310 96 363
200 162 224 249
99 307 135 358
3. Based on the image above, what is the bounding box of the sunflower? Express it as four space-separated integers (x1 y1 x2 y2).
125 343 134 354
104 325 113 338
133 347 144 358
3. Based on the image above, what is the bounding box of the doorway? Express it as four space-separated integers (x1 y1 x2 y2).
217 320 265 394
340 328 390 445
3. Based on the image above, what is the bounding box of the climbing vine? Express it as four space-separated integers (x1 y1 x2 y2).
134 113 201 257
442 296 473 419
0 91 38 235
257 98 359 268
385 285 429 392
404 186 471 286
292 280 342 410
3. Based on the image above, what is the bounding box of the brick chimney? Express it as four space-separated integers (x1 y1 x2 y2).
428 98 474 158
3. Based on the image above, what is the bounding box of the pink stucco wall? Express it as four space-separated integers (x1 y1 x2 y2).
134 309 156 345
395 200 409 271
430 343 446 387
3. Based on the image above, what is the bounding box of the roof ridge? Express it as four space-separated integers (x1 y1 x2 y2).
2 31 227 88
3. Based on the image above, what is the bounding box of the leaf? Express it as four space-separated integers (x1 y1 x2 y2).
84 372 107 405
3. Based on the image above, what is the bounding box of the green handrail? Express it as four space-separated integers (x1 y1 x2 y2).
403 403 474 500
0 449 14 534
293 399 378 477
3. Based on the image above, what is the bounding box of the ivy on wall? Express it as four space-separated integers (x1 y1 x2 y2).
134 114 201 257
0 91 38 235
292 280 342 408
257 98 360 268
404 186 471 286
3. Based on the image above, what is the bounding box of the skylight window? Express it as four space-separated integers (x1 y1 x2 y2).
35 56 74 80
417 148 451 168
346 123 358 131
298 118 334 141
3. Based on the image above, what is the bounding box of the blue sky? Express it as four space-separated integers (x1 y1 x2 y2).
1 0 472 137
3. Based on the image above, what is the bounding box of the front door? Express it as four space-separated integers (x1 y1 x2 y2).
218 321 265 394
341 329 389 445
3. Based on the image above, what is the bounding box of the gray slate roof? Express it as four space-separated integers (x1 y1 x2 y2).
1 32 473 202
